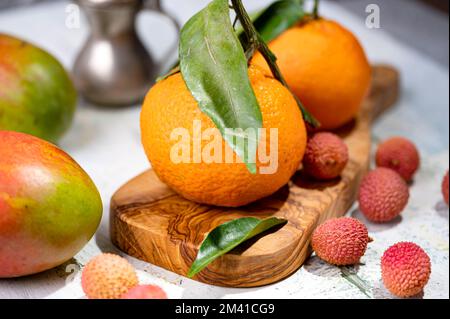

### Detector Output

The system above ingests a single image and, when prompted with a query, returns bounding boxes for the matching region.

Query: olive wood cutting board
[110,65,399,288]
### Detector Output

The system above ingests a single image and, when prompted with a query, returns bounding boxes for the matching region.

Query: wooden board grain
[110,65,399,288]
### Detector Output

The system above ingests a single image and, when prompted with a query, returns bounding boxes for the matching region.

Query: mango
[0,131,102,278]
[0,34,76,143]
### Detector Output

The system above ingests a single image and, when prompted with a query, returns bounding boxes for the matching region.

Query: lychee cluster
[81,253,167,299]
[357,137,419,223]
[311,217,371,265]
[303,132,349,180]
[308,135,438,298]
[311,217,432,297]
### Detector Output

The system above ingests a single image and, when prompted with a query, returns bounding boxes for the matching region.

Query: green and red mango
[0,131,102,278]
[0,34,76,143]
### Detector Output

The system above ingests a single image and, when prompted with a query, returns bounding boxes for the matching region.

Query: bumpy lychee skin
[358,168,409,223]
[121,285,168,299]
[311,217,371,266]
[82,253,139,299]
[376,137,420,182]
[442,171,449,205]
[381,242,431,298]
[303,132,349,180]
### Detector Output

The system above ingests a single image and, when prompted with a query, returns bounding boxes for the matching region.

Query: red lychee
[121,285,168,299]
[442,171,449,205]
[303,132,349,180]
[381,242,431,298]
[82,253,139,299]
[311,217,371,266]
[358,168,409,223]
[376,137,420,182]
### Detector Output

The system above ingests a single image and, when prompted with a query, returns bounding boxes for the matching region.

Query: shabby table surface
[0,0,448,299]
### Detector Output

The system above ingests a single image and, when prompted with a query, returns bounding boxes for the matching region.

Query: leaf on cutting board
[179,0,263,174]
[188,217,288,278]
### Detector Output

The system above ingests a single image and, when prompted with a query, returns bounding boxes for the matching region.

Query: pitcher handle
[143,0,180,61]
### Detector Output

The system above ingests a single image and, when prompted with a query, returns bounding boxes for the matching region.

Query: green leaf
[255,0,305,43]
[188,217,287,278]
[240,0,304,45]
[341,266,373,299]
[179,0,263,174]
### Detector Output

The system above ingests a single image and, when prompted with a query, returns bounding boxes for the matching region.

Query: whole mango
[0,34,76,143]
[0,131,102,278]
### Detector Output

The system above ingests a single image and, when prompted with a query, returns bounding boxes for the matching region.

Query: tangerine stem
[230,0,320,128]
[313,0,320,19]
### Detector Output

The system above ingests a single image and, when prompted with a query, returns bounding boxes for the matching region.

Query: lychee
[442,171,449,205]
[376,137,420,182]
[358,168,409,223]
[311,217,371,266]
[381,242,431,298]
[303,132,349,180]
[82,253,139,299]
[121,285,168,299]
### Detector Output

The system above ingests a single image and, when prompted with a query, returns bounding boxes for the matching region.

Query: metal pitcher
[73,0,179,106]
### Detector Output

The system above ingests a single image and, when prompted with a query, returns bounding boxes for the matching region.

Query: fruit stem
[230,0,320,128]
[313,0,320,19]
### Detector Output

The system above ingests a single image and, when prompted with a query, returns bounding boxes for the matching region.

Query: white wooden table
[0,0,448,299]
